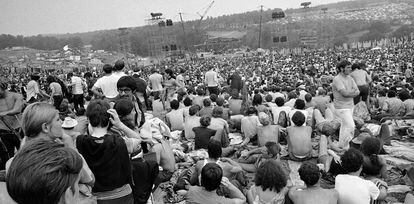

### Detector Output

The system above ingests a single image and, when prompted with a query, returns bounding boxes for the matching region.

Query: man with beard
[0,82,23,169]
[116,76,145,128]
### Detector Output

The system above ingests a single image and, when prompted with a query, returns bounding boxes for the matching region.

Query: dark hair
[114,60,125,71]
[294,99,305,110]
[247,106,258,115]
[84,72,92,78]
[117,76,137,92]
[209,94,218,103]
[265,94,273,102]
[216,97,225,106]
[275,97,285,107]
[7,139,82,204]
[292,111,305,126]
[197,88,205,96]
[253,94,263,106]
[200,116,211,127]
[76,107,86,116]
[207,140,222,160]
[337,60,351,72]
[265,141,280,157]
[378,89,387,97]
[351,63,360,71]
[165,68,175,79]
[203,98,211,107]
[341,148,364,174]
[298,162,320,186]
[86,100,110,127]
[170,99,180,110]
[304,93,312,103]
[361,137,383,176]
[183,97,192,106]
[399,90,411,101]
[46,75,55,84]
[387,90,396,98]
[114,99,134,117]
[255,160,287,193]
[201,163,223,191]
[189,105,199,116]
[287,91,297,100]
[103,64,113,74]
[212,106,223,118]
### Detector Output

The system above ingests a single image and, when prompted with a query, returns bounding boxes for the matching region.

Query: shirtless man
[289,162,338,204]
[0,82,23,167]
[287,111,312,161]
[152,138,176,188]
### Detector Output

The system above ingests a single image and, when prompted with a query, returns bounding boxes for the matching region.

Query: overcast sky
[0,0,345,36]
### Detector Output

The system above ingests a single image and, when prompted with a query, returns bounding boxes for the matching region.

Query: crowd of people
[0,39,414,204]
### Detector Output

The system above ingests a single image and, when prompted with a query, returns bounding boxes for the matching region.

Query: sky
[0,0,345,36]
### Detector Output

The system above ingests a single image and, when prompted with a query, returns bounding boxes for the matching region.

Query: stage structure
[146,13,179,58]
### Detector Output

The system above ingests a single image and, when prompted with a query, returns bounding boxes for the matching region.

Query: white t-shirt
[205,70,218,87]
[335,174,379,204]
[26,80,39,102]
[93,75,119,98]
[71,76,84,95]
[148,73,164,92]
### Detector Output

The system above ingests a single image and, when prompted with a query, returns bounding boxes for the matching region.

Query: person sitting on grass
[237,141,281,173]
[193,116,223,150]
[185,163,246,204]
[247,159,288,204]
[335,148,380,204]
[165,99,185,131]
[287,111,312,161]
[257,112,280,147]
[289,162,339,204]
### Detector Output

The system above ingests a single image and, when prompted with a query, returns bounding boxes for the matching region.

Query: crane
[196,1,214,32]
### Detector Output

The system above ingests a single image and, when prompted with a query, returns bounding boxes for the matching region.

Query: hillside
[2,0,414,56]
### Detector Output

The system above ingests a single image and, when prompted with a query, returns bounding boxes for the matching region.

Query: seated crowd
[0,57,413,204]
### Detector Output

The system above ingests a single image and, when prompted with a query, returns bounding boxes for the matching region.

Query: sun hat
[61,117,78,129]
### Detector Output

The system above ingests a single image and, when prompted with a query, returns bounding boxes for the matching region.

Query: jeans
[73,94,84,111]
[335,108,354,149]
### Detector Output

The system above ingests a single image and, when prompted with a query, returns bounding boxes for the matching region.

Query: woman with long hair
[247,159,288,204]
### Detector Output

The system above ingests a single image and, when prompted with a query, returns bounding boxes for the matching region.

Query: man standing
[131,66,149,111]
[176,68,186,93]
[0,82,23,168]
[332,60,360,150]
[67,72,86,111]
[227,68,243,95]
[92,64,119,101]
[148,67,164,96]
[205,66,219,95]
[112,59,127,81]
[350,61,372,105]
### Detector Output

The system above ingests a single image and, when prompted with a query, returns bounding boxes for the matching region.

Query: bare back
[153,140,176,172]
[290,188,338,204]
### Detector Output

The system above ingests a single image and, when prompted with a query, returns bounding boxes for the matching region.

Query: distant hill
[2,0,414,56]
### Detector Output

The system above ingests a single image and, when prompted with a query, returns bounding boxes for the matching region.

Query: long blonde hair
[21,102,57,138]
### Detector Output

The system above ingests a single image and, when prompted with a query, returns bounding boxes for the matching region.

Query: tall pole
[258,5,263,48]
[179,12,189,51]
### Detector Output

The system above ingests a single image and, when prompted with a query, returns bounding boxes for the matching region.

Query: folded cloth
[140,118,171,144]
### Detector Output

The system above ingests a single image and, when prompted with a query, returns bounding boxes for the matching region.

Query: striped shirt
[71,76,84,95]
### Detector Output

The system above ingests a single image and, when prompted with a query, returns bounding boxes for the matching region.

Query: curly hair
[341,148,364,174]
[298,162,320,186]
[255,160,287,193]
[252,94,263,106]
[361,137,383,176]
